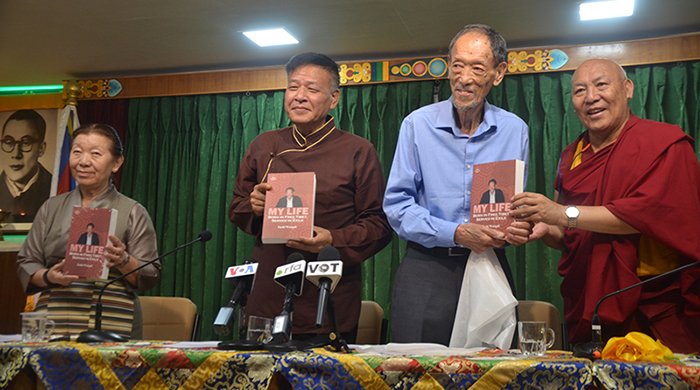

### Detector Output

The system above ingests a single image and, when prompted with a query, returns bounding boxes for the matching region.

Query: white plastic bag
[448,248,517,349]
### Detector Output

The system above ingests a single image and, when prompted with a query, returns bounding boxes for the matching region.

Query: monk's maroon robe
[556,114,700,352]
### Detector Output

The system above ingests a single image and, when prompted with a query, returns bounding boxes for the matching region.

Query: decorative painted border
[75,49,565,95]
[76,79,123,99]
[64,34,700,100]
[338,49,568,85]
[340,57,449,85]
[508,49,569,73]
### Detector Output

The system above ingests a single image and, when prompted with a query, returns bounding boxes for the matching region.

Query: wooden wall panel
[5,33,698,104]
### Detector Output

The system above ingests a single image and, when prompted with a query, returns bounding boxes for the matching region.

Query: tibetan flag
[51,105,79,196]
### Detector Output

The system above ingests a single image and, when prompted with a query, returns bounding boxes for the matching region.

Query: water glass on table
[21,312,55,342]
[518,321,555,356]
[247,315,273,343]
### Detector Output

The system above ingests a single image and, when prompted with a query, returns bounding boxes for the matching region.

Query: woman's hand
[105,234,140,286]
[105,234,129,269]
[46,260,80,287]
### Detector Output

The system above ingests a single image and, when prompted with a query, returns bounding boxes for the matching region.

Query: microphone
[213,258,258,336]
[306,246,343,328]
[269,253,306,344]
[573,259,700,359]
[77,230,212,343]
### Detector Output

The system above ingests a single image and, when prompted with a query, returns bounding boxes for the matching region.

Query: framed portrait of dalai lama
[0,109,58,226]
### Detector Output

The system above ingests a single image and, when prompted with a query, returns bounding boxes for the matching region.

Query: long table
[1,341,699,389]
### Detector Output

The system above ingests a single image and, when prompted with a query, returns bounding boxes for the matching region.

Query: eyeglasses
[1,136,39,153]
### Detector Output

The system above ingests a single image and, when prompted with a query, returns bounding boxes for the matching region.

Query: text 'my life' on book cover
[470,160,525,234]
[262,172,316,244]
[63,206,118,279]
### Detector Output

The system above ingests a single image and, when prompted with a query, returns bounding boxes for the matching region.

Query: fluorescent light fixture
[580,0,634,20]
[243,28,299,47]
[0,85,63,96]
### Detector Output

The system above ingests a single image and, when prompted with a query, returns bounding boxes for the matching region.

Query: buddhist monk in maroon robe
[510,59,700,354]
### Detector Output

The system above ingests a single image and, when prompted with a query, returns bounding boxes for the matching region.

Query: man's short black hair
[87,223,95,229]
[3,110,47,142]
[488,179,497,185]
[286,187,295,192]
[285,52,340,91]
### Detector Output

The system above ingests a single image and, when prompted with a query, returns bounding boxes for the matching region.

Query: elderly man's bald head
[573,59,628,87]
[571,58,634,143]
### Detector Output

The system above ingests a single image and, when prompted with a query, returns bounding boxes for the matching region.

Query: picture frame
[0,109,59,228]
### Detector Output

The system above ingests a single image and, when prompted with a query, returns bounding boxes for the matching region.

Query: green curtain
[121,60,700,342]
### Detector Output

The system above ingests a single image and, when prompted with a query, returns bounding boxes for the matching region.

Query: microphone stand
[299,294,350,353]
[217,289,265,351]
[573,260,700,359]
[324,295,350,353]
[237,294,248,341]
[264,282,313,352]
[264,284,308,352]
[77,232,210,343]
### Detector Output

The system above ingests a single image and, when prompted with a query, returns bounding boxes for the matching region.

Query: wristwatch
[565,206,580,230]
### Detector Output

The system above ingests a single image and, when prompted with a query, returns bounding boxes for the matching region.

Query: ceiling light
[243,28,299,47]
[580,0,634,21]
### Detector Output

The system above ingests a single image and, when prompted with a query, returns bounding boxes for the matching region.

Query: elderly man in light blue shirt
[383,24,532,345]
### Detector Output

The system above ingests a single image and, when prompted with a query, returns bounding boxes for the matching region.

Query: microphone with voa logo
[306,246,343,328]
[77,230,213,343]
[573,259,700,359]
[269,253,306,344]
[213,258,258,337]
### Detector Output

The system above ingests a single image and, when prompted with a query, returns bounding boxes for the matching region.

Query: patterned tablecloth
[1,341,699,390]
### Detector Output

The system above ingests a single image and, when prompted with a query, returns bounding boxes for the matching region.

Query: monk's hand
[510,192,566,226]
[251,183,271,217]
[505,220,535,246]
[287,226,332,253]
[529,222,552,241]
[105,234,128,269]
[454,223,506,254]
[49,260,80,286]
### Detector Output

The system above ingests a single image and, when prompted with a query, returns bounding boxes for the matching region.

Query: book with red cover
[262,172,316,244]
[63,206,118,279]
[470,159,525,233]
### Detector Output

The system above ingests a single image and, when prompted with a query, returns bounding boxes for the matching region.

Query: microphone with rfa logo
[306,247,343,328]
[270,253,306,344]
[213,259,258,337]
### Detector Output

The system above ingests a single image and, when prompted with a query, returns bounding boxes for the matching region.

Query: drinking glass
[518,321,555,356]
[20,312,55,342]
[247,315,273,343]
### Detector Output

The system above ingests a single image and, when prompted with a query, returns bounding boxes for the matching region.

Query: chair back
[356,300,386,345]
[140,296,199,341]
[516,300,564,350]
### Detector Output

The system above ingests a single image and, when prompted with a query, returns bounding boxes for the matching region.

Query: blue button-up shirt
[383,98,529,248]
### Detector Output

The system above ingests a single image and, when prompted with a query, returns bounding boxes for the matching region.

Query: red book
[470,160,525,233]
[262,172,316,244]
[63,206,118,279]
